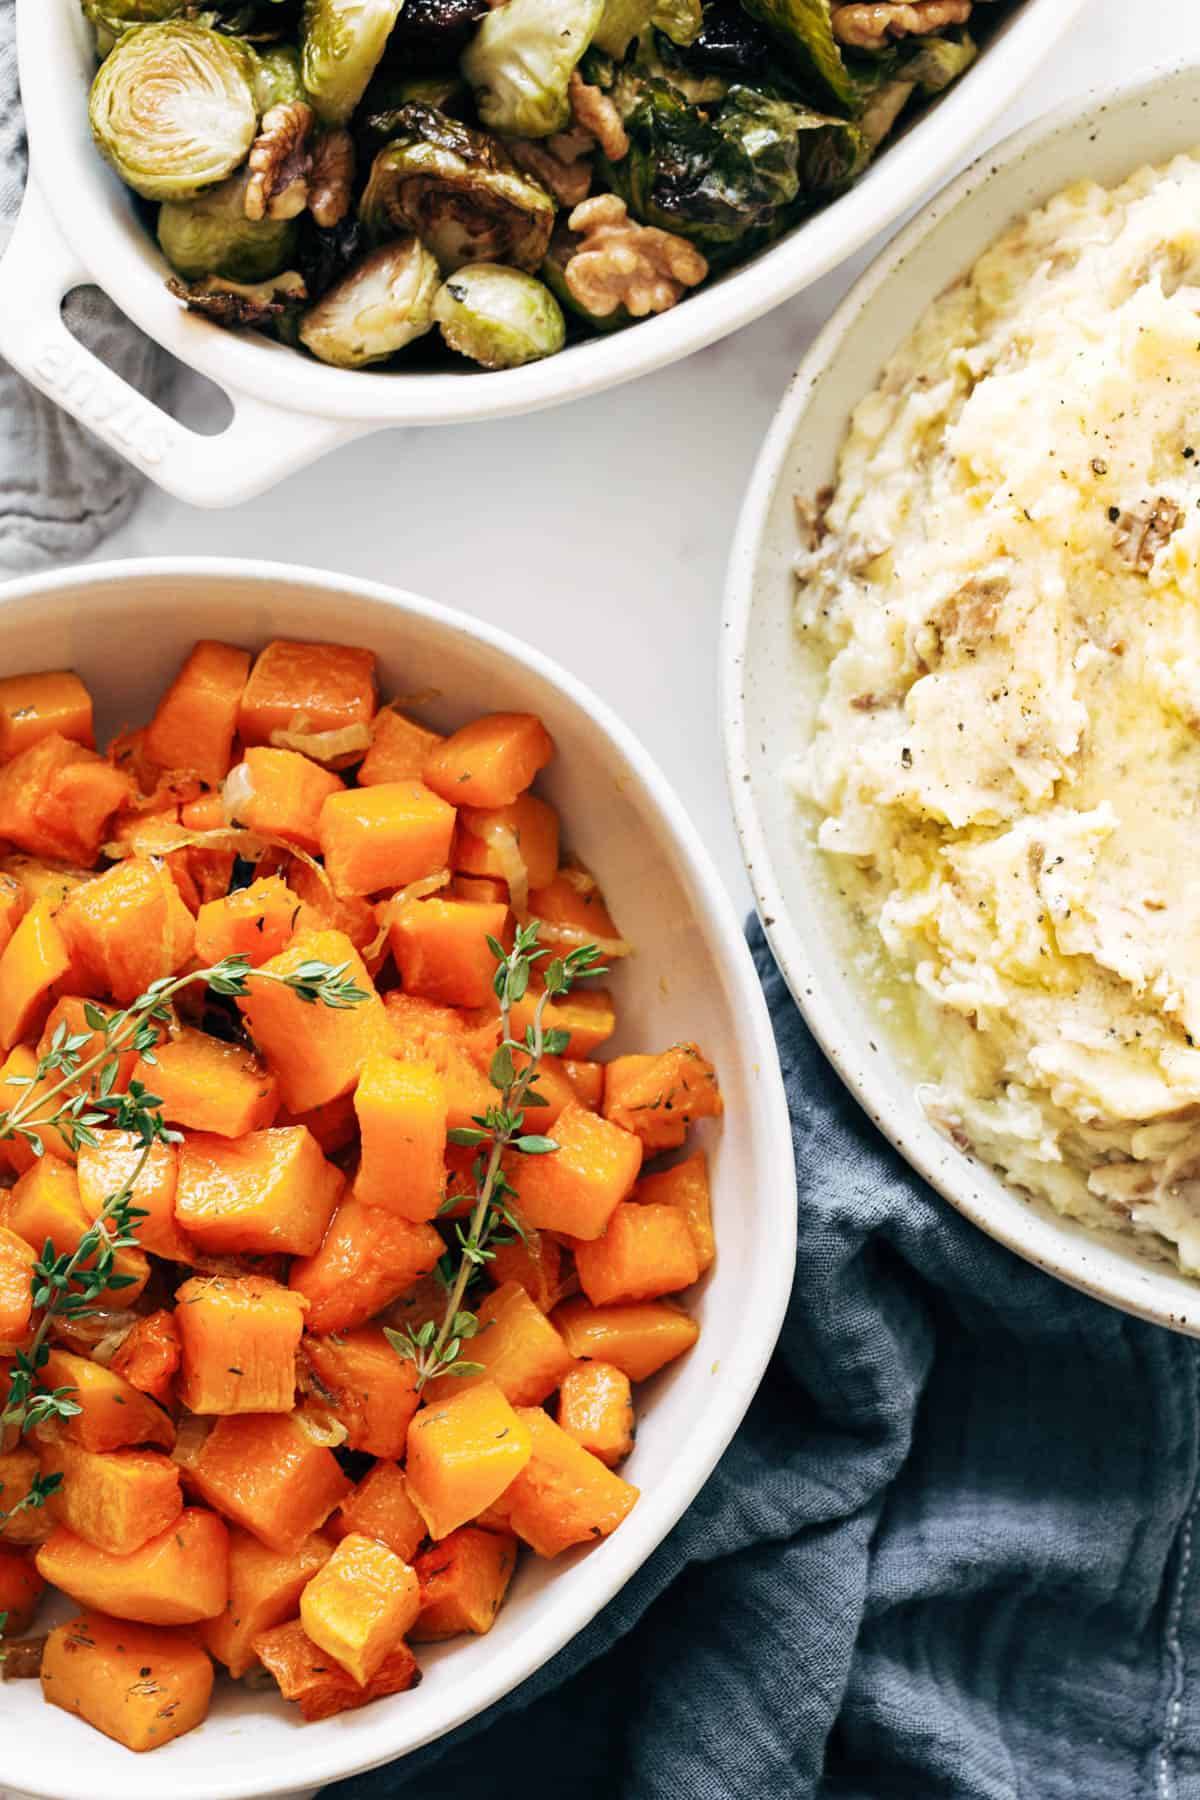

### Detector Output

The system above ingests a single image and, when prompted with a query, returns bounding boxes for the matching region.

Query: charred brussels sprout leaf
[89,21,260,202]
[658,1,775,84]
[381,0,490,76]
[167,268,307,328]
[433,263,565,367]
[361,105,556,272]
[461,0,605,139]
[735,0,856,109]
[299,237,440,364]
[158,169,300,280]
[301,0,406,125]
[896,28,977,92]
[606,80,863,259]
[295,212,369,299]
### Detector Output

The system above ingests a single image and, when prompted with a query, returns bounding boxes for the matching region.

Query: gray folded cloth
[0,2,171,570]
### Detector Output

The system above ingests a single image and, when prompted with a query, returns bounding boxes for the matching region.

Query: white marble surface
[95,0,1187,926]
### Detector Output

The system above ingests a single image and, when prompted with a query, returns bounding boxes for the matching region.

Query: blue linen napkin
[325,916,1200,1800]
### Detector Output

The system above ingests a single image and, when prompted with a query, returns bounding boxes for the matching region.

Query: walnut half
[309,128,356,229]
[508,136,592,209]
[245,101,314,223]
[832,0,972,51]
[567,70,629,163]
[565,195,707,319]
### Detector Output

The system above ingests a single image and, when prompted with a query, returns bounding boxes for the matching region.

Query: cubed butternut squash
[175,1275,307,1415]
[36,1508,229,1625]
[0,735,132,864]
[174,1126,342,1257]
[41,1610,214,1751]
[77,1133,191,1263]
[290,1196,444,1335]
[411,1524,518,1641]
[0,1544,45,1633]
[37,997,137,1099]
[227,748,344,854]
[574,1202,700,1306]
[424,713,553,809]
[109,1311,181,1407]
[0,671,94,763]
[426,1282,571,1408]
[0,1045,79,1174]
[143,640,251,787]
[0,1224,35,1350]
[57,858,196,1006]
[387,896,512,1009]
[405,1379,533,1541]
[1,1446,54,1546]
[505,1407,639,1557]
[564,1058,606,1110]
[487,1226,565,1314]
[38,1439,182,1555]
[471,985,617,1060]
[551,1297,700,1383]
[633,1150,715,1274]
[302,1328,420,1459]
[353,1052,446,1221]
[603,1044,723,1152]
[282,857,379,955]
[0,895,71,1051]
[455,794,560,892]
[299,1531,419,1685]
[385,993,495,1134]
[8,1158,149,1304]
[238,640,377,751]
[319,780,456,899]
[253,1615,419,1721]
[188,1413,351,1555]
[236,928,388,1112]
[556,1362,635,1467]
[528,866,622,944]
[510,1102,642,1241]
[131,1027,279,1139]
[193,875,303,967]
[330,1461,424,1563]
[280,1089,359,1156]
[359,709,444,786]
[37,1348,174,1454]
[450,874,508,905]
[202,1527,333,1678]
[0,869,28,961]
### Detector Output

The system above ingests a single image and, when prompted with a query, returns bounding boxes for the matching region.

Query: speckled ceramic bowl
[723,63,1200,1335]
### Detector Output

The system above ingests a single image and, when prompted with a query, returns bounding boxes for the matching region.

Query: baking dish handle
[0,176,364,509]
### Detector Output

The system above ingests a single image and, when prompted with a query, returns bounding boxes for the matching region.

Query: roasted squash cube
[503,1408,638,1557]
[331,1461,425,1563]
[0,1543,45,1634]
[426,1281,572,1408]
[556,1361,635,1467]
[109,1311,181,1407]
[0,1446,53,1545]
[0,734,132,864]
[634,1150,715,1274]
[253,1616,419,1721]
[551,1297,699,1383]
[353,1051,446,1221]
[487,1226,564,1314]
[237,927,388,1112]
[387,895,512,1008]
[302,1327,420,1459]
[603,1043,723,1152]
[423,713,553,809]
[77,1132,191,1264]
[0,895,71,1051]
[0,1225,35,1350]
[41,1610,214,1752]
[290,1196,444,1334]
[411,1524,517,1641]
[175,1274,307,1415]
[132,1026,279,1138]
[406,1379,533,1541]
[174,1126,343,1257]
[511,1102,642,1241]
[528,866,621,944]
[57,857,196,1005]
[0,670,93,763]
[300,1530,419,1685]
[319,780,456,898]
[36,1508,229,1625]
[359,708,444,786]
[505,984,616,1058]
[8,1158,149,1304]
[188,1413,351,1555]
[455,793,560,891]
[0,869,28,961]
[144,639,251,787]
[227,747,345,854]
[38,1440,182,1556]
[238,639,377,750]
[203,1526,333,1678]
[37,1348,175,1454]
[193,875,303,967]
[574,1201,700,1306]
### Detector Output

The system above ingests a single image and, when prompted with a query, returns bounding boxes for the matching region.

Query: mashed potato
[794,152,1200,1272]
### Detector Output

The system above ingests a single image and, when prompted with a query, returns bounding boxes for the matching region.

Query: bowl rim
[721,60,1200,1338]
[17,0,1087,428]
[0,555,797,1800]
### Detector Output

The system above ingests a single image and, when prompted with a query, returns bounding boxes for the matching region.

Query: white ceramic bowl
[0,0,1084,507]
[0,557,794,1800]
[723,63,1200,1337]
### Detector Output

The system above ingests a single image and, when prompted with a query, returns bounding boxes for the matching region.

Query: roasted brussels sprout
[300,0,406,125]
[167,268,307,328]
[157,170,299,281]
[736,0,857,108]
[433,263,565,367]
[361,105,556,272]
[89,21,260,201]
[898,29,977,92]
[607,79,864,260]
[254,42,306,108]
[461,0,605,138]
[298,237,441,364]
[82,0,190,32]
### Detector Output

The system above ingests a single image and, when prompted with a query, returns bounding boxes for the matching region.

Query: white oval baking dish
[0,556,795,1799]
[723,62,1200,1336]
[0,0,1083,506]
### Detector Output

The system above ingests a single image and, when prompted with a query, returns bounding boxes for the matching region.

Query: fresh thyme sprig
[387,924,606,1390]
[0,952,368,1536]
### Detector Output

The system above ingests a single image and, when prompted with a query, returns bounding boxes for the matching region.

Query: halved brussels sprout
[83,0,190,32]
[360,105,555,273]
[461,0,605,138]
[433,263,565,368]
[254,42,306,109]
[158,170,299,282]
[735,0,856,108]
[300,0,406,125]
[298,237,440,365]
[89,21,260,202]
